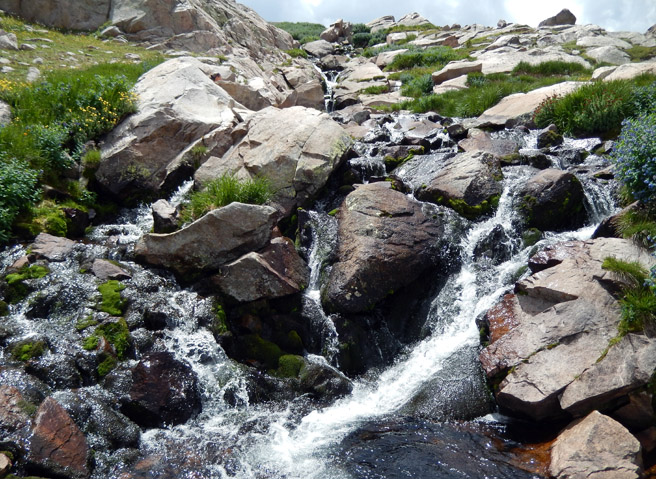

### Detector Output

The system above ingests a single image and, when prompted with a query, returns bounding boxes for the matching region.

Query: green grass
[361,84,390,95]
[273,21,325,44]
[181,174,272,224]
[626,46,656,62]
[512,60,591,77]
[602,257,649,288]
[384,46,468,71]
[615,207,656,248]
[534,75,656,137]
[285,48,308,59]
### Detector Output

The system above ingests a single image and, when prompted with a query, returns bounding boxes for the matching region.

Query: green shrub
[285,48,308,59]
[180,174,272,223]
[632,81,656,117]
[97,280,127,316]
[385,46,465,71]
[534,80,635,137]
[273,22,325,44]
[615,207,656,247]
[0,160,40,243]
[512,60,590,77]
[401,73,434,98]
[352,32,372,48]
[361,84,390,95]
[352,23,371,34]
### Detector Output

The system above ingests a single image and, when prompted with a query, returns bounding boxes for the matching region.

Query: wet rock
[472,224,514,264]
[210,236,309,303]
[518,169,587,231]
[96,57,241,202]
[135,203,277,278]
[536,124,563,149]
[91,259,131,281]
[62,207,89,238]
[27,397,90,479]
[458,129,519,158]
[0,385,32,434]
[54,389,140,450]
[151,199,178,234]
[516,149,551,168]
[195,106,353,216]
[415,151,503,219]
[299,358,353,400]
[25,355,82,390]
[31,233,76,262]
[0,367,50,405]
[322,182,447,313]
[0,452,10,477]
[538,9,576,27]
[446,123,468,141]
[120,352,201,428]
[549,411,642,479]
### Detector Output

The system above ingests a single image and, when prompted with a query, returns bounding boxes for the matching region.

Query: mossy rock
[11,340,47,362]
[275,354,305,378]
[522,228,542,247]
[436,194,500,220]
[242,334,283,370]
[97,355,118,377]
[97,280,127,316]
[83,318,131,360]
[3,265,50,304]
[0,300,8,317]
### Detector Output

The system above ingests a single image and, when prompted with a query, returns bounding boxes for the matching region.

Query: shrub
[285,48,308,59]
[512,60,590,77]
[273,22,325,44]
[385,46,464,71]
[180,174,272,223]
[352,32,372,48]
[534,80,633,137]
[352,23,371,34]
[612,112,656,202]
[632,81,656,116]
[401,73,434,98]
[0,160,40,242]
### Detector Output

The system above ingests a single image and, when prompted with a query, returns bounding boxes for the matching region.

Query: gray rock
[550,411,642,479]
[209,236,309,302]
[31,233,76,261]
[151,199,178,234]
[0,31,18,50]
[408,150,502,219]
[602,61,656,81]
[538,9,577,28]
[458,129,519,158]
[320,19,352,43]
[536,124,563,149]
[322,182,446,313]
[194,106,352,216]
[586,45,631,65]
[432,61,482,85]
[91,259,131,281]
[0,100,11,125]
[397,12,431,27]
[96,57,242,201]
[366,15,396,33]
[26,66,40,82]
[135,203,277,278]
[303,39,334,57]
[577,35,632,49]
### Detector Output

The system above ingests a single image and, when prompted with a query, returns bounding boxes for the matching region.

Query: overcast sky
[237,0,656,33]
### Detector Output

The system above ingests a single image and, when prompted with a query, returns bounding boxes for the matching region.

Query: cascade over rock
[194,106,353,216]
[322,182,447,313]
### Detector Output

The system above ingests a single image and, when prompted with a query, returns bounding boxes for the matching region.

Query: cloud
[237,0,654,32]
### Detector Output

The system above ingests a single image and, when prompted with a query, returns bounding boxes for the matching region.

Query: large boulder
[119,352,201,428]
[194,106,353,216]
[550,411,642,479]
[209,236,309,303]
[135,203,277,278]
[518,169,587,231]
[586,46,631,65]
[414,151,503,219]
[473,82,583,128]
[27,397,90,479]
[320,19,352,43]
[458,129,519,158]
[396,12,432,27]
[538,9,577,28]
[97,57,242,201]
[432,61,482,85]
[480,238,655,422]
[303,39,335,57]
[321,182,446,313]
[366,15,396,33]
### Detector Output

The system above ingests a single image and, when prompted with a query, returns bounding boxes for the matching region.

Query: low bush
[401,73,434,98]
[385,46,466,71]
[352,23,371,34]
[273,22,325,44]
[612,112,656,202]
[180,174,272,223]
[352,32,372,48]
[512,60,591,77]
[285,48,308,59]
[0,160,40,242]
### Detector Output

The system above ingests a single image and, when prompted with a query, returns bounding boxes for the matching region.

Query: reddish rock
[28,397,90,479]
[484,294,520,343]
[31,233,76,262]
[0,385,31,433]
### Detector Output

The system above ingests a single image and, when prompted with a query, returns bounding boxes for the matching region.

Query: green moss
[0,450,14,462]
[75,316,98,331]
[285,48,308,59]
[243,334,283,370]
[4,265,50,304]
[435,194,500,220]
[328,208,339,216]
[522,228,542,247]
[0,300,8,316]
[11,340,46,361]
[97,280,127,316]
[211,302,229,336]
[16,399,37,416]
[286,330,304,351]
[83,318,131,360]
[275,354,305,378]
[97,355,117,377]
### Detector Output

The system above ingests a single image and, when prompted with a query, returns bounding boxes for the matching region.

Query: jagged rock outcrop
[194,106,353,216]
[320,19,352,43]
[97,57,242,201]
[480,238,655,422]
[538,9,577,28]
[367,15,396,33]
[322,182,447,313]
[549,411,642,479]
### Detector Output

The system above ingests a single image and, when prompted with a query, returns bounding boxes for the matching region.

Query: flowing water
[0,119,618,479]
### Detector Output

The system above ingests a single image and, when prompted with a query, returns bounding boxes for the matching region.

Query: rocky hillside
[0,3,656,479]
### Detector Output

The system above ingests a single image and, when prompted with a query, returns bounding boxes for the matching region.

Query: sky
[237,0,656,33]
